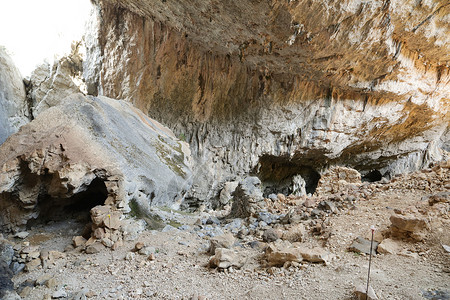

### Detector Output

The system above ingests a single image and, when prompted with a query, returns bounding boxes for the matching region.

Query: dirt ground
[8,165,450,300]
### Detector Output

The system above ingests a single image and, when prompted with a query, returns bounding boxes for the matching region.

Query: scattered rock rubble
[0,162,448,299]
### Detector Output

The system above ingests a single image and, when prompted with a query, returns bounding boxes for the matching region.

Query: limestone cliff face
[0,47,30,145]
[86,0,450,203]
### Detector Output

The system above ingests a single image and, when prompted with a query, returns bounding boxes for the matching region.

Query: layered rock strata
[85,0,450,203]
[0,93,192,232]
[0,47,30,145]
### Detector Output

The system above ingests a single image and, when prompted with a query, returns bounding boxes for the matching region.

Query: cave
[26,177,108,229]
[255,155,321,197]
[362,169,383,182]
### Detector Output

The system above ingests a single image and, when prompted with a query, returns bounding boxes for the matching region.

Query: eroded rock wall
[0,47,30,145]
[86,0,450,203]
[0,94,192,232]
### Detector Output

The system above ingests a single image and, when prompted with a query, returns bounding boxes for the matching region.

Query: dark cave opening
[255,155,321,197]
[362,169,383,182]
[27,177,108,229]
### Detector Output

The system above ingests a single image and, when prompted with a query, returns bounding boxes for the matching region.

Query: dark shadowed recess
[27,178,107,228]
[255,154,322,197]
[362,169,383,182]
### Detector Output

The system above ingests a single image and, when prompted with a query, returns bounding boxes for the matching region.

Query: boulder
[389,213,428,241]
[228,177,265,218]
[0,46,30,145]
[0,240,14,266]
[0,94,192,232]
[219,181,239,205]
[265,241,303,267]
[209,248,244,269]
[262,229,281,243]
[295,245,335,265]
[377,238,401,255]
[208,233,235,254]
[72,236,87,248]
[85,242,104,254]
[349,237,379,256]
[292,175,307,197]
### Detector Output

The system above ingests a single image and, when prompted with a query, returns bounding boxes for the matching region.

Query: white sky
[0,0,92,77]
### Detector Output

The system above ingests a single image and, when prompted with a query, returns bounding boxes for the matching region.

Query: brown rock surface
[389,213,429,241]
[265,241,304,267]
[84,0,450,202]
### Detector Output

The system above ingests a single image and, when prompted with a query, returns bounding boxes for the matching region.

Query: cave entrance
[255,155,321,197]
[27,177,108,231]
[362,169,383,182]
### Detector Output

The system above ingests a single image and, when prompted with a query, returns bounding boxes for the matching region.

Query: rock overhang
[0,93,193,232]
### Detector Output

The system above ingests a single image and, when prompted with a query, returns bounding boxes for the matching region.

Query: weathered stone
[0,241,14,266]
[10,262,25,274]
[292,175,307,197]
[19,286,33,298]
[365,231,385,244]
[354,284,378,300]
[349,237,379,256]
[0,94,192,232]
[0,261,15,299]
[14,232,29,239]
[85,242,104,254]
[36,274,53,286]
[0,47,29,146]
[121,219,146,241]
[262,229,281,243]
[265,241,303,267]
[93,228,106,239]
[428,192,450,206]
[377,238,401,255]
[28,251,40,260]
[101,238,114,248]
[295,245,335,265]
[21,246,39,255]
[316,167,361,195]
[209,233,235,254]
[29,50,83,118]
[52,288,68,299]
[134,242,145,251]
[209,248,244,269]
[85,237,96,248]
[389,214,428,241]
[303,198,317,208]
[282,223,306,242]
[88,0,450,206]
[47,251,66,262]
[90,206,112,227]
[219,181,239,205]
[112,240,123,250]
[229,177,264,218]
[25,258,41,271]
[139,246,156,256]
[73,236,87,248]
